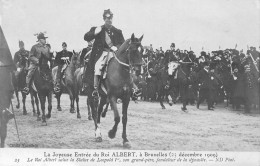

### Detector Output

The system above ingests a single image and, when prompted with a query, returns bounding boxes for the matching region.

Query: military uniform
[84,9,124,92]
[54,49,73,85]
[13,48,29,69]
[23,33,50,94]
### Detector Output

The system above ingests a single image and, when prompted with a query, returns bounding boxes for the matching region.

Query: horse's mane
[117,39,130,56]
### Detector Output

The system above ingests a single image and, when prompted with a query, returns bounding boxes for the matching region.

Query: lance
[235,44,237,49]
[248,53,259,72]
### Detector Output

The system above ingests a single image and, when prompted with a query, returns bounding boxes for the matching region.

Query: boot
[92,75,100,97]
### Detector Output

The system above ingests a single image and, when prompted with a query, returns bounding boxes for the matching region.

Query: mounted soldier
[13,41,29,91]
[84,9,140,97]
[54,42,73,93]
[13,41,29,72]
[81,41,93,91]
[23,32,51,95]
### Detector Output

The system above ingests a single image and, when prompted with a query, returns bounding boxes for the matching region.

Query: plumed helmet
[103,9,113,19]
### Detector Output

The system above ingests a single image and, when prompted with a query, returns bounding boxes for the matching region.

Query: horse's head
[72,50,81,67]
[126,33,144,76]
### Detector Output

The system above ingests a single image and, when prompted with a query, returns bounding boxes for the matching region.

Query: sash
[105,31,113,48]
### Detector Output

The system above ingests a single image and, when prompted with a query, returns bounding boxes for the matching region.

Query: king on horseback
[83,9,140,97]
[23,32,51,95]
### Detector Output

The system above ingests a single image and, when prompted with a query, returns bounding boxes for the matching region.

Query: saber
[10,101,21,145]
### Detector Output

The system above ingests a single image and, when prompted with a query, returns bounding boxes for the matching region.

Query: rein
[113,41,142,73]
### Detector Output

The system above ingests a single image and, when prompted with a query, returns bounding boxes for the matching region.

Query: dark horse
[0,66,15,148]
[12,55,40,116]
[52,51,81,118]
[85,34,143,147]
[173,62,193,111]
[152,62,171,109]
[33,54,53,124]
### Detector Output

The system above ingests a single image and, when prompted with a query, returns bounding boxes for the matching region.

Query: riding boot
[92,75,100,97]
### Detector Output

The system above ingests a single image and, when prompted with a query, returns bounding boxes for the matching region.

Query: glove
[94,26,102,35]
[111,46,118,52]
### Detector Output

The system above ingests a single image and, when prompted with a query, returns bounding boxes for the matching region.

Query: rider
[54,42,73,93]
[83,9,124,96]
[23,32,50,95]
[81,41,93,92]
[13,41,29,70]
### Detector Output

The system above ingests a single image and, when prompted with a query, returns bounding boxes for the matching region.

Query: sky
[0,0,260,56]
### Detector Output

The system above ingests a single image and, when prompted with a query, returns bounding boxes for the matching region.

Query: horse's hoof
[95,137,102,142]
[16,104,20,109]
[123,141,131,149]
[77,114,81,119]
[108,130,116,139]
[162,106,166,109]
[42,121,47,126]
[70,108,75,113]
[46,114,51,119]
[57,107,62,111]
[181,107,188,112]
[23,111,27,115]
[169,103,173,106]
[88,116,92,120]
[101,111,106,118]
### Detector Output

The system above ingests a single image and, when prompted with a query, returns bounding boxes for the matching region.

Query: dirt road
[6,94,260,151]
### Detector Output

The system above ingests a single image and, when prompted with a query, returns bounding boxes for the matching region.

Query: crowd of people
[133,43,259,112]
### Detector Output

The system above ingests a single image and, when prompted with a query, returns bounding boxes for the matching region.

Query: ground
[5,93,260,151]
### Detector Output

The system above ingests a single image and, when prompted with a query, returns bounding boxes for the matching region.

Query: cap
[103,9,113,19]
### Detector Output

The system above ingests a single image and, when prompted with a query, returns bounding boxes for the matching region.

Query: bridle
[113,40,143,74]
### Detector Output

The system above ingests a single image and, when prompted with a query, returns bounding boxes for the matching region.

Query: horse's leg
[93,95,106,141]
[101,102,109,118]
[159,87,166,109]
[86,97,92,120]
[46,92,52,119]
[88,95,101,142]
[108,96,120,139]
[34,92,41,121]
[122,94,131,148]
[75,93,81,119]
[0,120,7,148]
[30,92,36,116]
[39,94,47,125]
[22,93,27,115]
[68,89,75,113]
[56,92,62,111]
[15,90,20,109]
[97,96,106,122]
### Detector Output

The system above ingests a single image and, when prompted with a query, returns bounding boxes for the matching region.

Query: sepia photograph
[0,0,259,165]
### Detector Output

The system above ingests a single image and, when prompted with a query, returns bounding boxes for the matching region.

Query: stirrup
[22,87,29,95]
[92,89,99,98]
[54,86,61,93]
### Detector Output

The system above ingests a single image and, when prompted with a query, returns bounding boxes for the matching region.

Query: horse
[172,61,194,111]
[12,55,40,116]
[152,61,172,109]
[33,53,53,124]
[0,66,15,148]
[74,67,92,120]
[52,51,81,118]
[84,33,143,147]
